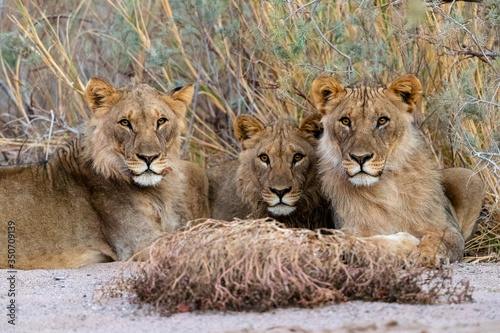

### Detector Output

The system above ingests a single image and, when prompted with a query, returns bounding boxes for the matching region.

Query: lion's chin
[267,204,296,216]
[133,172,163,186]
[348,173,379,187]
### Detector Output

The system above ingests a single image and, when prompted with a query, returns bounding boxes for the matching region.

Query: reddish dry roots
[102,219,471,314]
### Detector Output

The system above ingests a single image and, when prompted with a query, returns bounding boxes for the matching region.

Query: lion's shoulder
[207,160,251,221]
[180,160,210,220]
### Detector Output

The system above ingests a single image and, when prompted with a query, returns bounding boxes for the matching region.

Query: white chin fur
[268,205,296,216]
[133,173,163,186]
[349,173,379,186]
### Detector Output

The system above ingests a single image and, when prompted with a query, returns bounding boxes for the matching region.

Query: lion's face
[312,75,422,186]
[84,78,193,186]
[234,115,322,216]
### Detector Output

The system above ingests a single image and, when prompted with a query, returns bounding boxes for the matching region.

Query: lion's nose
[270,187,292,200]
[137,154,159,166]
[350,153,373,166]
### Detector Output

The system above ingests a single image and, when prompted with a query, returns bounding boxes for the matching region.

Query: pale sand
[1,262,499,333]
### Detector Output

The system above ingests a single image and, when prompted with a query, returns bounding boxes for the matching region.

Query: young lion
[311,74,485,264]
[207,115,333,229]
[0,78,209,270]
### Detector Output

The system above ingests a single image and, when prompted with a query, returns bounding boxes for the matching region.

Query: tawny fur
[0,78,209,270]
[207,115,333,229]
[311,75,485,264]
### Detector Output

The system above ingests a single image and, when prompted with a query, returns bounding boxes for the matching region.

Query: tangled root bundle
[102,219,471,314]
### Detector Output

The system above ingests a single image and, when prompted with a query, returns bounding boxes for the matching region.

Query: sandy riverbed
[1,262,499,333]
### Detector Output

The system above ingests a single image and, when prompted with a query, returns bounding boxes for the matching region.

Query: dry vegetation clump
[100,219,472,314]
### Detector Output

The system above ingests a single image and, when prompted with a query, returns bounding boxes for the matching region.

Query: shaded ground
[0,263,499,333]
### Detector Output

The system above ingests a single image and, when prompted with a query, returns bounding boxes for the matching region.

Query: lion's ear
[234,115,264,143]
[387,75,422,113]
[85,77,121,113]
[171,85,194,107]
[311,75,345,114]
[161,85,194,126]
[299,113,323,140]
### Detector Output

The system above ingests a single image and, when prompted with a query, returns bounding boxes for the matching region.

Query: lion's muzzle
[343,152,384,186]
[264,187,299,216]
[127,154,170,186]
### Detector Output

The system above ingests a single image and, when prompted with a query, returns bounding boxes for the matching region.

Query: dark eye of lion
[293,153,304,163]
[119,119,131,128]
[378,117,389,126]
[259,154,270,164]
[157,118,168,126]
[340,117,351,127]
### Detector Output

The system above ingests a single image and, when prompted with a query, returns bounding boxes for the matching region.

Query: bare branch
[438,0,482,3]
[433,6,493,65]
[447,48,499,63]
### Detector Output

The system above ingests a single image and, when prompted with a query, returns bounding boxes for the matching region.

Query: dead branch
[445,45,499,63]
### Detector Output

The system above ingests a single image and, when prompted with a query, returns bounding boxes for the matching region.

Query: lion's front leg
[92,190,166,262]
[362,232,420,258]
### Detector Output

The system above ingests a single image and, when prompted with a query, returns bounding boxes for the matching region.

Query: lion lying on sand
[311,74,485,265]
[0,78,209,270]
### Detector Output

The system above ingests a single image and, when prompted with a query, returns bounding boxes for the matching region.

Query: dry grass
[100,219,472,314]
[0,0,498,258]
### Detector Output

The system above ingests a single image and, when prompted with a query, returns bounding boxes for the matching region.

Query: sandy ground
[0,262,499,333]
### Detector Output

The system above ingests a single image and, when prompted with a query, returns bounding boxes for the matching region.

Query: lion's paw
[409,248,449,267]
[391,232,420,255]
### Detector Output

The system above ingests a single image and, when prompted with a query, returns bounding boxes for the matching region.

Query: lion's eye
[340,117,351,127]
[119,119,131,128]
[259,154,270,164]
[157,118,168,126]
[293,153,304,163]
[378,117,389,126]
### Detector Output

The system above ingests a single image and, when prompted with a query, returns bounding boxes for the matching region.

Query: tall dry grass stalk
[0,0,498,259]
